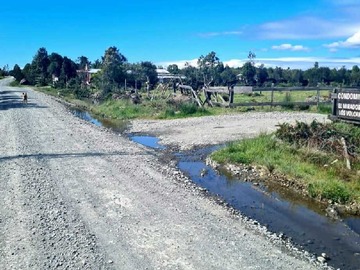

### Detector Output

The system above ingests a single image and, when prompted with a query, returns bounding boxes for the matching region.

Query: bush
[308,180,351,204]
[281,92,294,109]
[179,103,198,115]
[317,104,332,114]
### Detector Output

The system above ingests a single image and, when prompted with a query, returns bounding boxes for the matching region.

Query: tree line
[4,48,360,100]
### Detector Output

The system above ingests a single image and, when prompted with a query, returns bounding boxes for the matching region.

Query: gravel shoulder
[0,78,329,269]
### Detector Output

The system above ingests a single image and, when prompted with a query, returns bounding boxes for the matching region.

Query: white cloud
[257,16,360,39]
[272,44,309,51]
[324,31,360,50]
[198,31,242,38]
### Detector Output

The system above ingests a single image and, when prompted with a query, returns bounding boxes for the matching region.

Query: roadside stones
[317,253,329,264]
[200,168,207,177]
[325,205,339,220]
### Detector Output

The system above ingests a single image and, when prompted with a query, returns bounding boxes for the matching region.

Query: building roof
[156,68,185,79]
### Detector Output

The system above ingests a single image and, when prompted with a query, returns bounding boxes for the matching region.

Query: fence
[204,86,333,108]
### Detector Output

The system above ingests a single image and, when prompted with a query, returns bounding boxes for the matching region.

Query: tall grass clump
[281,92,294,110]
[317,103,332,114]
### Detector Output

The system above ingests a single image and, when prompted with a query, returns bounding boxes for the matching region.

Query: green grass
[211,133,360,204]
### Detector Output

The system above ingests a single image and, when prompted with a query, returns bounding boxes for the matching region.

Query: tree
[197,51,221,86]
[101,46,127,94]
[256,64,268,86]
[22,63,35,85]
[180,63,201,90]
[10,64,24,82]
[92,59,102,69]
[351,65,360,86]
[31,47,50,85]
[47,53,63,81]
[59,57,77,87]
[167,64,180,74]
[220,66,237,87]
[241,51,257,86]
[139,61,158,89]
[0,65,9,77]
[77,56,90,70]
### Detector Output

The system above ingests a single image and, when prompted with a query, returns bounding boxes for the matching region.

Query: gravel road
[0,78,330,270]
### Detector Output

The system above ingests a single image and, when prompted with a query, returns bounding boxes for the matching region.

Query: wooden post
[332,88,337,117]
[270,89,274,108]
[316,87,320,110]
[341,137,351,170]
[229,89,234,105]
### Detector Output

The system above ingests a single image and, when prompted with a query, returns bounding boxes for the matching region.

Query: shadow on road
[0,91,48,110]
[0,150,151,162]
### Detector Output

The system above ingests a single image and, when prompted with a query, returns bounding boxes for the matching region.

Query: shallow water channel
[71,108,360,270]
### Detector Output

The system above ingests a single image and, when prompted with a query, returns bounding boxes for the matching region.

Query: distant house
[156,68,185,82]
[77,64,101,85]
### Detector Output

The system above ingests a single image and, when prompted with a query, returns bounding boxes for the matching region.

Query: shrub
[179,103,198,115]
[308,180,351,204]
[281,92,294,109]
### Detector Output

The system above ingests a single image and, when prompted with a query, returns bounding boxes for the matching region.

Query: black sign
[334,89,360,123]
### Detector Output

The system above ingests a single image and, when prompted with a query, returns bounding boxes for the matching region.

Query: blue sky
[1,0,360,70]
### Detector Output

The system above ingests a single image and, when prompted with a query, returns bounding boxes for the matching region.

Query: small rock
[321,253,329,259]
[317,256,327,264]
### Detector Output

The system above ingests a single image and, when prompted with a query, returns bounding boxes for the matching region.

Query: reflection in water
[70,109,128,133]
[130,136,166,150]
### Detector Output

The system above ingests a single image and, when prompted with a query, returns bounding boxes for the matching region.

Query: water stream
[71,108,360,270]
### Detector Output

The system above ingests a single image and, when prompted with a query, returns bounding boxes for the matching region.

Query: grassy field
[34,85,334,120]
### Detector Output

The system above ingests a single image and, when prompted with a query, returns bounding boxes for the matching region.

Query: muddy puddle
[71,108,360,270]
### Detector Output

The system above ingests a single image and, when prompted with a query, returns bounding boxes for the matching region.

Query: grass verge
[211,133,360,206]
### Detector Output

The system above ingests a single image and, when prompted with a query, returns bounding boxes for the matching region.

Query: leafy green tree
[220,66,237,86]
[22,63,36,85]
[47,53,63,81]
[0,65,9,77]
[101,46,127,94]
[10,64,24,82]
[92,59,102,69]
[77,56,90,70]
[31,47,50,85]
[139,61,158,89]
[180,62,202,90]
[350,65,360,86]
[241,51,257,85]
[256,64,268,86]
[59,57,77,87]
[304,62,321,86]
[167,64,180,74]
[197,51,220,86]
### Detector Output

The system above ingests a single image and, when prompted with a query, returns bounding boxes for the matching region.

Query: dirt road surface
[0,78,329,269]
